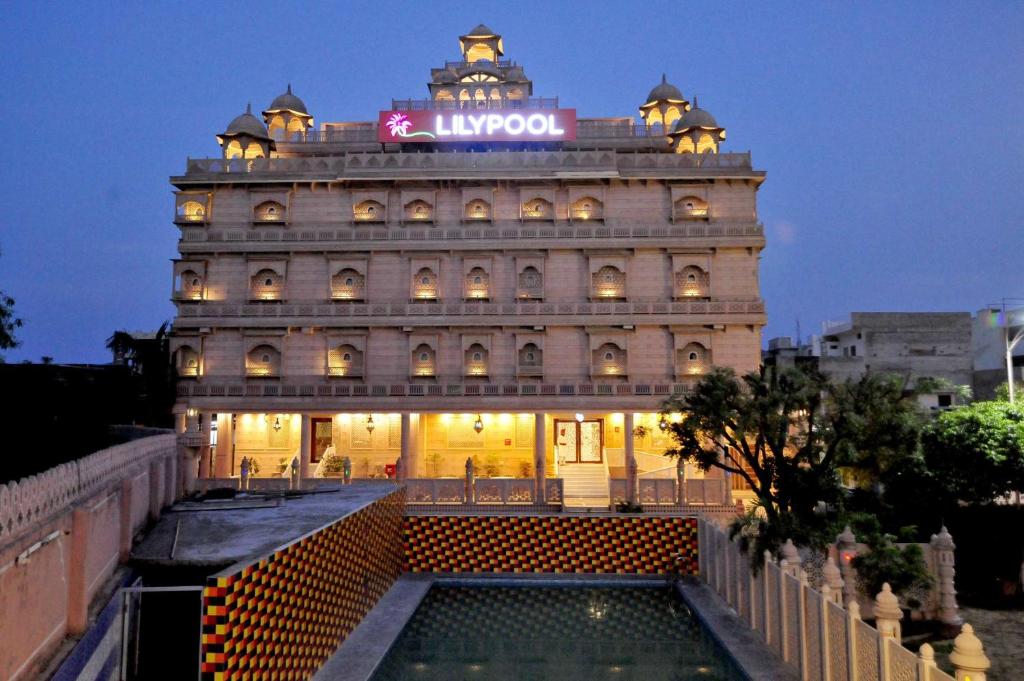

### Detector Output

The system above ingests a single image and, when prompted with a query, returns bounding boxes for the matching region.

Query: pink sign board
[378,109,577,143]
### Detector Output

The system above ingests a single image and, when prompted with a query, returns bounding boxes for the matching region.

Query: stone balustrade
[178,221,764,245]
[175,298,765,322]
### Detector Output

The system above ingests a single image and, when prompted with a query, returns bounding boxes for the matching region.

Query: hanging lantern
[658,415,669,431]
[366,414,375,434]
[273,416,282,432]
[473,414,484,433]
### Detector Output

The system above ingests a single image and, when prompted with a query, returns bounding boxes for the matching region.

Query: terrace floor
[131,482,394,568]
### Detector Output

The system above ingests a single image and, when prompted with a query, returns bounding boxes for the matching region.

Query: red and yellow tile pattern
[200,489,405,680]
[403,515,698,574]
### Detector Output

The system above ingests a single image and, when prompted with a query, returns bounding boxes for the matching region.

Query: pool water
[369,586,745,681]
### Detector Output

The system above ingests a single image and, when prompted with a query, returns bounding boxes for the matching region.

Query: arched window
[243,143,265,159]
[678,343,710,376]
[353,200,385,223]
[517,343,542,375]
[464,267,490,300]
[517,266,543,298]
[592,266,626,299]
[466,42,496,63]
[331,268,365,301]
[411,343,436,377]
[459,90,471,103]
[246,344,281,377]
[674,196,709,219]
[268,115,286,139]
[225,140,244,159]
[177,200,206,222]
[696,133,718,154]
[646,109,664,127]
[592,342,626,376]
[663,106,682,128]
[570,196,603,221]
[464,199,491,221]
[404,199,433,222]
[507,87,524,101]
[436,89,454,101]
[675,135,696,154]
[412,267,438,300]
[250,268,283,301]
[177,346,200,377]
[522,197,554,220]
[254,201,285,222]
[286,117,305,140]
[675,265,709,298]
[464,343,488,376]
[179,270,204,300]
[328,344,363,377]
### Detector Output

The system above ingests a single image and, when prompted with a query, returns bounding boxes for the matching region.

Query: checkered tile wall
[403,515,698,574]
[199,489,405,681]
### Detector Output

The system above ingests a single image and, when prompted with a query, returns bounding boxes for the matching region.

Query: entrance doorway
[554,419,603,464]
[311,417,333,463]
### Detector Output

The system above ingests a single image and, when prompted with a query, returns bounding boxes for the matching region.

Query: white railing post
[733,536,744,616]
[917,643,936,681]
[797,570,810,681]
[748,555,758,629]
[724,531,734,605]
[779,559,790,661]
[846,601,861,681]
[762,550,773,647]
[820,584,833,681]
[950,623,990,681]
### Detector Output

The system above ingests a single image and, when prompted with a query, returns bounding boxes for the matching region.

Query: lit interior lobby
[190,411,736,509]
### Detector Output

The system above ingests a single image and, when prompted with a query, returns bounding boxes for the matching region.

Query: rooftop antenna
[795,317,802,346]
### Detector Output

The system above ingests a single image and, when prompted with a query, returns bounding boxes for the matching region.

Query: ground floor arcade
[181,410,741,508]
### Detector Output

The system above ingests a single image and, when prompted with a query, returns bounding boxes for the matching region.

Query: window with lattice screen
[331,269,365,301]
[592,266,625,299]
[675,266,709,298]
[250,269,283,301]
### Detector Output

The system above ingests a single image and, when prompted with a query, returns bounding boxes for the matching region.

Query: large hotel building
[170,26,766,508]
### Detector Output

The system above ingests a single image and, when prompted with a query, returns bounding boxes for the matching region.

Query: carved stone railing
[178,221,764,244]
[176,380,691,400]
[0,434,177,544]
[404,477,563,509]
[609,477,729,507]
[176,299,765,320]
[180,150,754,179]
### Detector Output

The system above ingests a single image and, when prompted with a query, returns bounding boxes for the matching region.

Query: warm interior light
[366,415,375,434]
[473,414,484,433]
[273,416,282,432]
[575,413,584,423]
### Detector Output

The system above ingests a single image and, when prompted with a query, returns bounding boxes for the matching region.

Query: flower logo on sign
[385,112,436,140]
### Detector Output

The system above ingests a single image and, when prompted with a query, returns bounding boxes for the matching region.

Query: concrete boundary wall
[0,434,179,681]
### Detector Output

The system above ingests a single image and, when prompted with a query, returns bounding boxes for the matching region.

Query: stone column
[299,414,312,484]
[408,413,423,478]
[780,539,802,577]
[197,413,212,479]
[534,412,546,503]
[950,624,990,681]
[676,457,687,504]
[214,413,233,478]
[400,413,412,479]
[823,555,845,604]
[931,526,962,628]
[624,412,637,504]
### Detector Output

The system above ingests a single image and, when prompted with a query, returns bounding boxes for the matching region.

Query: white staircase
[559,463,610,510]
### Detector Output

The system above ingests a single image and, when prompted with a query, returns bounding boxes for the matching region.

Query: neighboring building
[971,306,1024,400]
[169,26,767,506]
[766,312,974,410]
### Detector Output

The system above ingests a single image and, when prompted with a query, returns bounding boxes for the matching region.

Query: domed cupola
[459,23,504,63]
[263,84,313,141]
[216,103,274,159]
[639,74,689,130]
[669,96,726,154]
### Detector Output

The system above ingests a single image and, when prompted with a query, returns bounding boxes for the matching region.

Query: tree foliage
[920,401,1024,506]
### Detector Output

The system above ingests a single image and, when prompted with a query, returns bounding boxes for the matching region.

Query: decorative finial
[246,101,252,114]
[693,94,699,109]
[287,83,292,94]
[661,73,667,84]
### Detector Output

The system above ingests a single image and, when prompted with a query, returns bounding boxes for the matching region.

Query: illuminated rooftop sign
[378,109,577,143]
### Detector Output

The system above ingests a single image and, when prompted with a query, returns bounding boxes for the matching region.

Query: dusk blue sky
[1,2,1021,363]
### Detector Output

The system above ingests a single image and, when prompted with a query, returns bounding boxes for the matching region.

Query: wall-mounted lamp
[574,412,584,423]
[273,416,282,432]
[366,414,375,434]
[473,414,484,433]
[658,415,669,432]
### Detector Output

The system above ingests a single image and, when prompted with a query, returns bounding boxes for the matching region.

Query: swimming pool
[369,585,745,681]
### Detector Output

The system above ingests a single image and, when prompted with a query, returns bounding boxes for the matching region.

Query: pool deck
[131,483,395,569]
[314,573,797,681]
